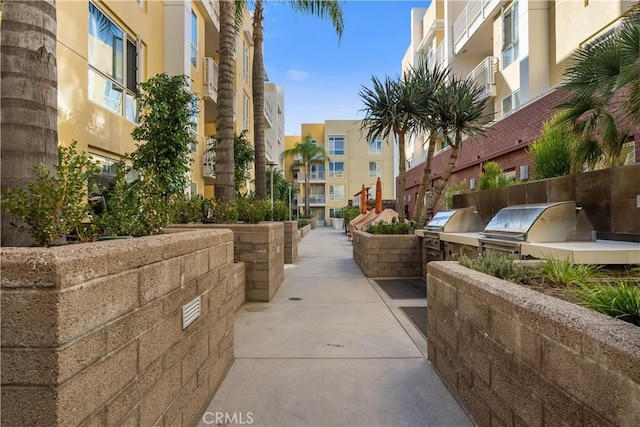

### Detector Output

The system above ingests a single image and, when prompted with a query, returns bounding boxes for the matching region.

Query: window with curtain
[329,185,345,201]
[329,136,345,155]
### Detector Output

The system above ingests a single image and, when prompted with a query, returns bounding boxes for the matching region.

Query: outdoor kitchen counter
[438,232,483,246]
[521,240,640,264]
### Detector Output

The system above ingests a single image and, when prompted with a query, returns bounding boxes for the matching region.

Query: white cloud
[286,69,309,81]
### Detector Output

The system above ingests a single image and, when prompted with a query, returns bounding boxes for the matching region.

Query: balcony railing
[453,0,501,53]
[467,56,497,100]
[297,171,326,182]
[203,137,216,184]
[427,42,447,71]
[201,0,220,31]
[299,195,327,206]
[204,57,219,102]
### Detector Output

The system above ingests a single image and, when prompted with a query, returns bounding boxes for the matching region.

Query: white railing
[203,137,216,180]
[264,98,274,128]
[427,41,447,71]
[328,170,344,178]
[298,171,326,182]
[467,56,498,100]
[453,0,501,52]
[203,0,220,31]
[204,57,219,102]
[300,195,327,205]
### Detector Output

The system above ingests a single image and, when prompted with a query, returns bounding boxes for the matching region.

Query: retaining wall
[352,231,423,277]
[427,261,640,426]
[283,221,299,264]
[1,230,239,426]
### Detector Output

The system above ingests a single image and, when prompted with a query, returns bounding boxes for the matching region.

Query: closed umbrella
[375,178,382,213]
[360,184,367,214]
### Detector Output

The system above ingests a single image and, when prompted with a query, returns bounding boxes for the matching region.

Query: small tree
[130,73,198,198]
[478,161,511,190]
[233,130,255,195]
[528,118,575,179]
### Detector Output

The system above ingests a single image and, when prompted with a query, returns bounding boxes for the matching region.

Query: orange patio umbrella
[375,178,382,213]
[360,184,367,214]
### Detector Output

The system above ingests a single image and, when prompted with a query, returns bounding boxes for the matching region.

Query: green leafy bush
[478,161,512,190]
[528,117,574,179]
[203,197,238,224]
[272,200,289,221]
[458,251,527,283]
[574,280,640,326]
[171,194,204,224]
[343,206,361,225]
[237,196,270,224]
[331,209,343,218]
[366,217,417,235]
[540,256,599,286]
[297,219,309,228]
[444,180,467,209]
[2,141,99,247]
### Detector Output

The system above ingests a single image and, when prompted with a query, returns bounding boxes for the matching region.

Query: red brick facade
[402,88,640,220]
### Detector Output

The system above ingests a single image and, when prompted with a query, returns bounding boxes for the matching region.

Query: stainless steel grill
[478,201,595,258]
[425,207,484,262]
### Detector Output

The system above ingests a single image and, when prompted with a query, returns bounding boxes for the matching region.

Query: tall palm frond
[290,0,345,40]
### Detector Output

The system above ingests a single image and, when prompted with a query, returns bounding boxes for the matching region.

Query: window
[329,185,345,201]
[329,161,344,178]
[88,3,138,121]
[243,93,250,130]
[242,41,249,83]
[368,137,383,155]
[90,153,119,177]
[328,136,344,156]
[190,182,198,197]
[502,90,520,115]
[501,1,519,68]
[369,161,383,178]
[191,10,198,68]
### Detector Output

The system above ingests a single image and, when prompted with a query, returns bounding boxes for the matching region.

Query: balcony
[204,57,219,103]
[297,171,326,183]
[426,42,447,71]
[453,0,502,54]
[203,136,216,184]
[467,56,497,100]
[299,195,327,206]
[196,0,220,32]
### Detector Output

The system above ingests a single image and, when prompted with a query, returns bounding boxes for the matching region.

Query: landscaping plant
[540,256,599,286]
[366,217,417,235]
[478,161,512,190]
[528,117,575,179]
[2,141,99,247]
[574,280,640,326]
[203,197,238,224]
[171,193,204,224]
[237,196,270,224]
[458,251,527,283]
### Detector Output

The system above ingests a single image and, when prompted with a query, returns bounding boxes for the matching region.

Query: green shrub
[343,206,361,225]
[2,141,100,247]
[171,194,204,224]
[540,256,599,286]
[272,200,289,221]
[237,196,270,224]
[204,197,238,224]
[574,280,640,326]
[366,217,417,235]
[528,117,574,179]
[458,251,527,283]
[297,219,309,228]
[478,161,512,190]
[444,180,467,209]
[331,209,343,218]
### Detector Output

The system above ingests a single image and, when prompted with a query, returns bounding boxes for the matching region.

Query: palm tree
[359,71,428,221]
[252,0,344,199]
[1,0,59,246]
[215,1,246,200]
[406,61,449,226]
[422,75,489,221]
[281,136,329,216]
[556,1,639,169]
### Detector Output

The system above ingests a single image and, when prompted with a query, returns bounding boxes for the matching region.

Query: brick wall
[168,223,285,302]
[352,231,422,277]
[1,230,238,426]
[427,261,640,426]
[283,220,299,264]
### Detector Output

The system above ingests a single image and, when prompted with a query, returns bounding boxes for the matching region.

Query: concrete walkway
[198,227,473,427]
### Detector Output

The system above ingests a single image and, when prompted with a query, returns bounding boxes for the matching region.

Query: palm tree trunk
[396,131,407,221]
[304,161,311,216]
[415,130,438,226]
[1,0,58,247]
[214,0,237,200]
[424,136,462,219]
[252,0,267,199]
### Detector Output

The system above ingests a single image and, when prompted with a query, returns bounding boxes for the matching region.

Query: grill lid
[426,206,484,233]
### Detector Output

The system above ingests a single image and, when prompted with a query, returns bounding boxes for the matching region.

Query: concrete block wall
[352,231,423,277]
[1,230,238,426]
[300,223,312,238]
[427,261,640,427]
[283,220,299,264]
[167,223,284,302]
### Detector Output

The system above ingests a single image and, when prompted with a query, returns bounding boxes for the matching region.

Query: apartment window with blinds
[191,10,198,68]
[243,41,249,83]
[329,185,345,201]
[328,136,344,156]
[88,2,139,122]
[329,161,344,178]
[243,94,250,131]
[501,1,519,68]
[369,161,383,178]
[368,137,383,155]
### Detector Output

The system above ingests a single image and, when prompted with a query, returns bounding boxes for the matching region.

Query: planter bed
[352,231,422,277]
[427,261,640,426]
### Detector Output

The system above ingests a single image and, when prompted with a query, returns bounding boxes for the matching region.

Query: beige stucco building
[285,120,395,226]
[56,0,281,198]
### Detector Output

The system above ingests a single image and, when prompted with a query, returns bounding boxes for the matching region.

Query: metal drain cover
[288,297,302,301]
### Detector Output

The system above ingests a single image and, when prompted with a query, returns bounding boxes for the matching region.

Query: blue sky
[262,0,429,135]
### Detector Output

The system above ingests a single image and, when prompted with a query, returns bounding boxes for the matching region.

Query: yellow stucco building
[56,0,256,198]
[285,121,395,226]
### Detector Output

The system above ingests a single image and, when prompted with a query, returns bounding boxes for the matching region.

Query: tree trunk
[424,135,462,219]
[304,161,311,216]
[1,0,59,247]
[396,131,407,221]
[214,0,237,200]
[252,0,266,199]
[415,130,438,226]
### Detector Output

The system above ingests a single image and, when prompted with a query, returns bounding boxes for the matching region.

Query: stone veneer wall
[283,221,299,264]
[167,223,284,302]
[427,261,640,426]
[1,230,240,426]
[299,224,312,238]
[352,231,423,277]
